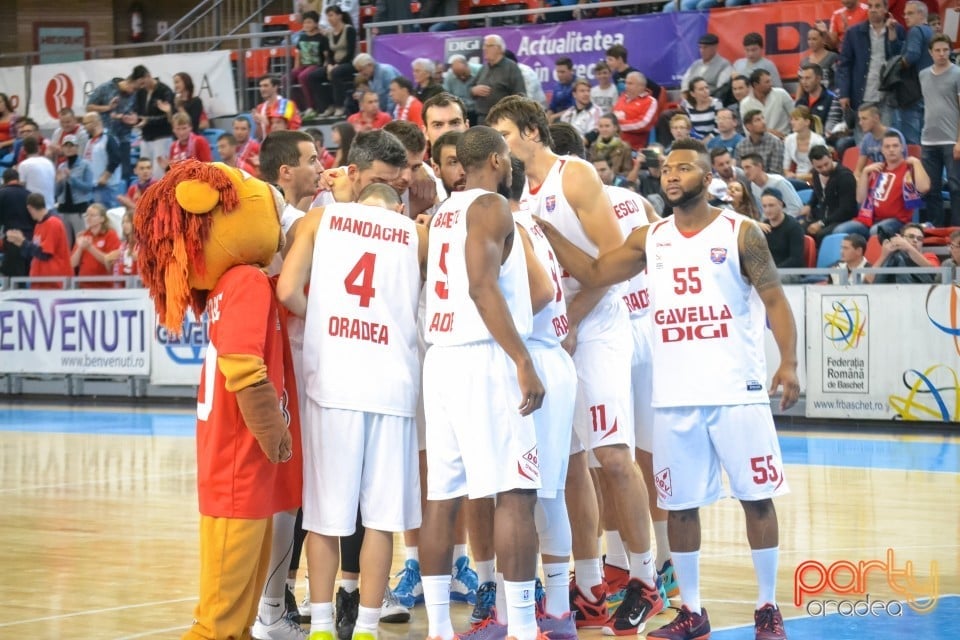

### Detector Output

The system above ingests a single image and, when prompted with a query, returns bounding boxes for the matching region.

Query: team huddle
[181,94,800,640]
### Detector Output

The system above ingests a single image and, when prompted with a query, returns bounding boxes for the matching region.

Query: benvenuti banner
[0,289,151,376]
[372,0,832,88]
[805,284,960,423]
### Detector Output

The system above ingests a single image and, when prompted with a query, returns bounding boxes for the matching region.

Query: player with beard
[487,96,662,638]
[431,131,467,196]
[535,138,797,640]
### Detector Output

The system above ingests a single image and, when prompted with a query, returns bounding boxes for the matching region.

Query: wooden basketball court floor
[0,402,957,640]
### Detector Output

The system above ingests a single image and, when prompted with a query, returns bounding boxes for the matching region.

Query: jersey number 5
[435,242,450,300]
[344,252,377,307]
[673,266,702,295]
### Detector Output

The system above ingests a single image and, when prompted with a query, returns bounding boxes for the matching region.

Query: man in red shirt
[4,193,72,288]
[612,72,659,151]
[390,77,424,128]
[233,116,261,173]
[160,113,212,171]
[856,131,931,236]
[819,0,869,50]
[348,91,393,132]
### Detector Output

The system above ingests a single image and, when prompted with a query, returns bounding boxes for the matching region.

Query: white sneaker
[252,615,307,640]
[298,582,311,621]
[380,585,411,623]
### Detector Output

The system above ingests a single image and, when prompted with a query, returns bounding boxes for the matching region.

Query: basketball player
[420,126,547,640]
[535,138,797,640]
[431,131,466,196]
[547,122,675,605]
[421,92,471,202]
[509,157,579,640]
[252,129,320,640]
[276,178,427,640]
[486,96,663,636]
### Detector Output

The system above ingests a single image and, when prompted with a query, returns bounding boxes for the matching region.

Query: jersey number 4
[344,252,377,307]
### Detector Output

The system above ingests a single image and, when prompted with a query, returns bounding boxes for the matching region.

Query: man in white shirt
[739,69,794,138]
[830,233,871,284]
[17,137,56,210]
[741,152,803,217]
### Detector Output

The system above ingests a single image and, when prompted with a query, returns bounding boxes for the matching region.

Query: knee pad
[535,494,572,557]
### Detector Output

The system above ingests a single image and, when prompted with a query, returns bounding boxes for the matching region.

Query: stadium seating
[817,233,845,269]
[803,234,816,268]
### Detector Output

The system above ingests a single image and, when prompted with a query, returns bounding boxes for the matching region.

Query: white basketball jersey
[607,185,652,320]
[521,156,626,337]
[514,207,569,346]
[425,189,533,347]
[304,203,421,417]
[647,211,768,407]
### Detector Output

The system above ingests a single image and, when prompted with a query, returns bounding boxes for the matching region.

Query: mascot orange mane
[136,160,302,640]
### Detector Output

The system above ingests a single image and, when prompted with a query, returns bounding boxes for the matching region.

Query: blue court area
[1,406,958,473]
[713,594,959,640]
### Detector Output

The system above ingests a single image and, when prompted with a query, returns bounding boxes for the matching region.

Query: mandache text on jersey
[329,215,411,245]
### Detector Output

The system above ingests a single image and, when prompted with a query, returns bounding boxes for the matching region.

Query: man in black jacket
[802,145,860,247]
[0,168,34,277]
[135,68,175,177]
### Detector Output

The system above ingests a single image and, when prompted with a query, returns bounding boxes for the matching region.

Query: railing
[155,0,285,53]
[363,0,662,40]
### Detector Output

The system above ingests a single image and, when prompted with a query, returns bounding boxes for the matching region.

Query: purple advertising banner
[372,12,709,89]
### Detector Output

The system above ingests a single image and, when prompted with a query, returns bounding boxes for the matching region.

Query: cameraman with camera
[865,222,941,283]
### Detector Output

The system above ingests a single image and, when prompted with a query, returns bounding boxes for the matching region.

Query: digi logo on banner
[821,296,868,394]
[156,313,209,365]
[444,37,482,66]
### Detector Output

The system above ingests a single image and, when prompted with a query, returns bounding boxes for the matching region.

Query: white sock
[574,558,602,594]
[751,547,779,609]
[495,572,507,624]
[422,575,454,640]
[672,550,701,613]
[476,559,496,585]
[340,578,359,593]
[310,602,335,635]
[453,544,468,562]
[258,511,297,623]
[406,545,419,562]
[258,596,284,625]
[629,550,657,586]
[604,530,629,570]
[355,605,380,637]
[652,521,671,568]
[542,562,570,618]
[504,580,538,640]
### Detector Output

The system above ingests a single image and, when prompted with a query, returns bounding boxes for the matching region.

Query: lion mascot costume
[135,160,303,639]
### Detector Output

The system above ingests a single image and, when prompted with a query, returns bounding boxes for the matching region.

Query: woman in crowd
[681,76,722,142]
[108,210,139,285]
[331,121,356,168]
[158,72,206,132]
[71,203,121,288]
[728,177,761,220]
[0,93,19,164]
[783,106,826,184]
[591,113,634,175]
[799,28,839,92]
[321,6,357,118]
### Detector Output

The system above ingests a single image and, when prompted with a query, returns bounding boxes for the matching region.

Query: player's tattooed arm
[740,220,780,293]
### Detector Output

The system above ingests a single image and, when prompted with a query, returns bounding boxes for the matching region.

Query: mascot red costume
[135,160,303,639]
